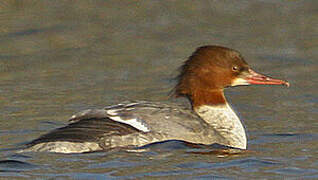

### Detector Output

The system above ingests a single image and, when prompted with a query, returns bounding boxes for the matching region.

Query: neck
[193,97,247,149]
[191,89,226,107]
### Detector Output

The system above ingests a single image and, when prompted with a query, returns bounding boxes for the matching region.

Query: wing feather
[28,117,141,146]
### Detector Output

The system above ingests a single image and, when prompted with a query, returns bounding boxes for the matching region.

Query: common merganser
[23,45,289,153]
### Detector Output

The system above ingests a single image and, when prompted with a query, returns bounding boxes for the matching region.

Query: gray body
[23,101,246,153]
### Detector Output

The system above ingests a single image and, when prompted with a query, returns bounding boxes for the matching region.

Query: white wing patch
[106,109,119,116]
[69,102,152,133]
[105,108,150,132]
[108,116,150,132]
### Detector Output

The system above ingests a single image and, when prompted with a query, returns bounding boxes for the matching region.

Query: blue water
[0,1,317,179]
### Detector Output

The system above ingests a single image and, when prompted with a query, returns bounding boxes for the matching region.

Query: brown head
[174,45,289,107]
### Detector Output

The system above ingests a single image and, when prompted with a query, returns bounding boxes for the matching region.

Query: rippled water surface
[0,1,317,179]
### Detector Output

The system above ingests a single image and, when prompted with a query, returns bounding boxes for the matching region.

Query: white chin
[231,78,250,86]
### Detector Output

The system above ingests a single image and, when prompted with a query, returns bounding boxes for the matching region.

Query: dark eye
[232,66,239,72]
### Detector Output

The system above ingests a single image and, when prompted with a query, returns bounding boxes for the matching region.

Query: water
[0,0,317,179]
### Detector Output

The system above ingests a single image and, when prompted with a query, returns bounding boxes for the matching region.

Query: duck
[22,45,289,153]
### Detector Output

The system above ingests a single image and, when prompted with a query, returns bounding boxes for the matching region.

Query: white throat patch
[195,104,247,149]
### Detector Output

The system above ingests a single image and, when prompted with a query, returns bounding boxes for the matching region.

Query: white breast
[194,103,247,149]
